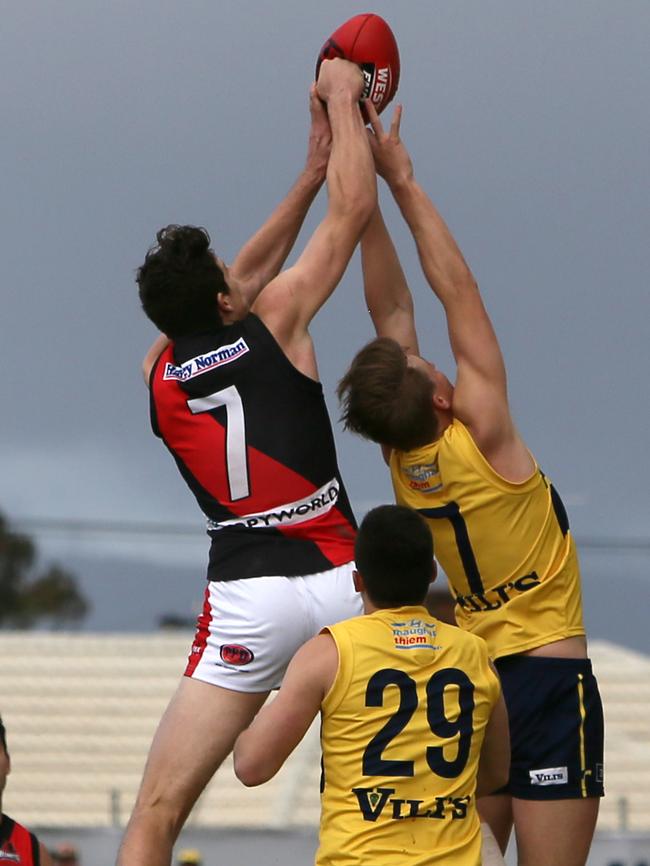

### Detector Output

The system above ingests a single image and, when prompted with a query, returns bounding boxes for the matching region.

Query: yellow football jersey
[317,606,500,866]
[390,420,585,658]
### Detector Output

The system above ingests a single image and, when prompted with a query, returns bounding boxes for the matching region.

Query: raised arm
[254,59,377,377]
[367,103,532,474]
[140,88,330,386]
[362,200,419,356]
[229,85,332,304]
[233,634,337,786]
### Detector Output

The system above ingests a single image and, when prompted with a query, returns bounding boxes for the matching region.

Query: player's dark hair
[137,225,228,338]
[338,337,438,451]
[0,716,7,755]
[355,505,433,607]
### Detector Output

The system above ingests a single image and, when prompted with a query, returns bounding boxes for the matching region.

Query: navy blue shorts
[494,655,605,800]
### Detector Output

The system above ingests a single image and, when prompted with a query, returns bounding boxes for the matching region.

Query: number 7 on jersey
[187,386,250,501]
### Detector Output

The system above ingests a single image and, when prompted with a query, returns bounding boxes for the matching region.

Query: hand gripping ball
[316,13,400,115]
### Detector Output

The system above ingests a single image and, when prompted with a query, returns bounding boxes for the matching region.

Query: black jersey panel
[0,815,14,845]
[174,316,348,500]
[207,526,335,581]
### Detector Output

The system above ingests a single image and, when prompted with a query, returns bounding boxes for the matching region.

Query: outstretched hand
[365,101,414,188]
[305,83,332,181]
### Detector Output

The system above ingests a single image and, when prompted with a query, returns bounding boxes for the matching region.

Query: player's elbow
[476,757,510,799]
[438,270,480,307]
[233,750,274,788]
[331,179,376,233]
[353,184,377,228]
[233,757,263,787]
[491,761,510,794]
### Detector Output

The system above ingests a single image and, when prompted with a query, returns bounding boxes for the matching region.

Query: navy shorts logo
[220,644,254,666]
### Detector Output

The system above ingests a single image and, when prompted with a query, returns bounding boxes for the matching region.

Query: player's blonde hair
[338,337,438,451]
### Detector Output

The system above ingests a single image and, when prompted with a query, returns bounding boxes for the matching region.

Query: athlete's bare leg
[478,794,513,854]
[512,798,599,866]
[116,677,268,866]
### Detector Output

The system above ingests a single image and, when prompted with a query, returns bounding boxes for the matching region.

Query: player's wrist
[324,89,362,110]
[301,161,327,188]
[386,169,415,195]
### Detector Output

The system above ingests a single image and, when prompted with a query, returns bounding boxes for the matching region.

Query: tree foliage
[0,513,89,628]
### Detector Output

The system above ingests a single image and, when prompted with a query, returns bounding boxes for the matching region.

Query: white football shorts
[184,562,361,692]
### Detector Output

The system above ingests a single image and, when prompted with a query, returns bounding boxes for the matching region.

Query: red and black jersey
[0,814,40,865]
[150,314,356,581]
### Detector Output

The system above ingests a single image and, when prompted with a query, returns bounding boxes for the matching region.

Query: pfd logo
[220,644,254,666]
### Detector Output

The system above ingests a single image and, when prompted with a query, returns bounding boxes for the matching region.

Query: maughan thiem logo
[404,460,442,493]
[390,618,441,651]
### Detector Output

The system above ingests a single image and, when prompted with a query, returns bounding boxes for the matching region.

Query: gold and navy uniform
[390,420,585,659]
[317,606,500,866]
[494,655,604,799]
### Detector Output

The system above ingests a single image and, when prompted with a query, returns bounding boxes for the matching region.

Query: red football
[316,13,400,115]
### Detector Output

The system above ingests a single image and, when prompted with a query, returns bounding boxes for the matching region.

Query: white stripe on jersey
[207,478,340,531]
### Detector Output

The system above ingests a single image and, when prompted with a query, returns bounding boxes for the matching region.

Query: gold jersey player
[234,505,510,866]
[337,102,604,866]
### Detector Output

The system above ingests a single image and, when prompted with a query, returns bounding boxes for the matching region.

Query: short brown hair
[338,337,438,451]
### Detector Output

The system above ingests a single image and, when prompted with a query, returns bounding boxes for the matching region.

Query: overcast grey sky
[1,2,648,640]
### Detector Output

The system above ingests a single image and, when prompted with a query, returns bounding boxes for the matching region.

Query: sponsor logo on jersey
[529,766,568,786]
[403,460,442,493]
[454,571,541,613]
[163,337,249,381]
[390,617,441,651]
[220,644,254,666]
[352,786,471,822]
[207,478,340,531]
